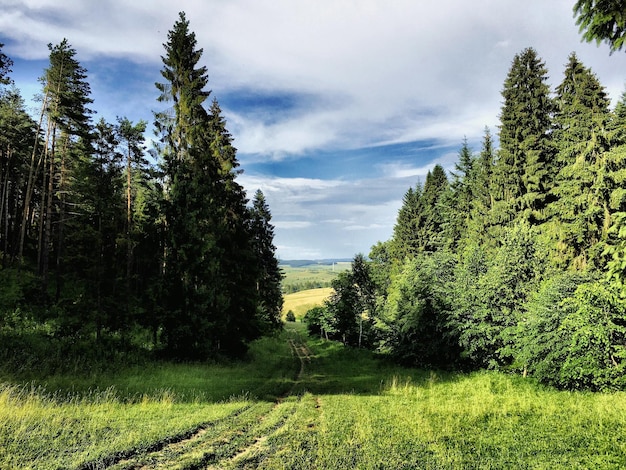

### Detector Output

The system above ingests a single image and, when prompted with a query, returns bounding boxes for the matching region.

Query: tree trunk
[18,90,49,264]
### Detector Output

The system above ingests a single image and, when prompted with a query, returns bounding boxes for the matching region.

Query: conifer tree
[155,12,260,357]
[0,43,12,85]
[574,0,626,53]
[391,184,423,261]
[421,164,449,252]
[492,48,555,227]
[250,189,283,331]
[442,138,474,250]
[465,127,496,248]
[549,53,612,268]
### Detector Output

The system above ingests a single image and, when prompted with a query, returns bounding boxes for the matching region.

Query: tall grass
[262,337,626,469]
[0,333,299,469]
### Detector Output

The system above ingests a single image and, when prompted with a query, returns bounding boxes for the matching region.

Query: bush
[285,310,296,322]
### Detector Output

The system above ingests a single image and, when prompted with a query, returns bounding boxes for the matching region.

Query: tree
[116,117,147,291]
[377,252,460,368]
[421,164,449,252]
[325,270,360,345]
[548,53,612,268]
[574,0,626,53]
[390,184,422,261]
[0,43,13,85]
[250,189,283,332]
[155,12,260,357]
[34,39,93,299]
[0,88,36,265]
[441,138,474,250]
[492,48,555,227]
[465,127,496,248]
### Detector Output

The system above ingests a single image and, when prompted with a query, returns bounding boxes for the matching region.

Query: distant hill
[279,259,352,268]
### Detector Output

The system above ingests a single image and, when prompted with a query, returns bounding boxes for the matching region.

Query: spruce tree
[155,12,260,357]
[0,43,12,85]
[391,184,423,261]
[492,48,555,227]
[250,189,283,331]
[421,164,449,252]
[549,53,612,268]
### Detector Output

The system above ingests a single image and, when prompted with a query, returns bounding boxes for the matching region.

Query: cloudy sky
[1,1,625,259]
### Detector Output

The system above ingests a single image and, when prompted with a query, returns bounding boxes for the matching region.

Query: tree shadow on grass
[290,335,464,397]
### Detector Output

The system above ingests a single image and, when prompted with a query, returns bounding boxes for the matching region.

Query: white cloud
[3,0,626,258]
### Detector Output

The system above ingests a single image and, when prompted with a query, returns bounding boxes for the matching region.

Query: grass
[3,325,626,468]
[282,287,333,320]
[281,263,350,293]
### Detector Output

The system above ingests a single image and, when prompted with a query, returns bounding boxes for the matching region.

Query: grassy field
[3,324,626,468]
[282,287,333,320]
[281,262,350,293]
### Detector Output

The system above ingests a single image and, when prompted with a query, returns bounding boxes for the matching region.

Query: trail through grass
[3,324,626,468]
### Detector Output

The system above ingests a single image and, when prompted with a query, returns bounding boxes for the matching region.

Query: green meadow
[2,323,626,469]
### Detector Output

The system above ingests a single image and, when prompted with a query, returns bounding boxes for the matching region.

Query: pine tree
[492,48,555,227]
[155,12,260,357]
[250,189,283,331]
[421,164,449,252]
[33,40,94,298]
[0,88,36,265]
[549,53,612,268]
[0,43,12,85]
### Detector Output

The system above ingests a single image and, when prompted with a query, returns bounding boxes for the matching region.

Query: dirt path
[88,329,319,470]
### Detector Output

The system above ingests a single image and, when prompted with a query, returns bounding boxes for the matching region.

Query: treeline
[282,281,332,295]
[0,12,282,359]
[306,48,626,391]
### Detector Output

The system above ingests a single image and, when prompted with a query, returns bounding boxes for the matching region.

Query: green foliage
[492,47,555,226]
[574,0,626,53]
[285,310,296,322]
[558,280,626,390]
[379,252,460,368]
[450,222,545,368]
[509,271,594,383]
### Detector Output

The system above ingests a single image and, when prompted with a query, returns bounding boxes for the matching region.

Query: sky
[1,1,626,260]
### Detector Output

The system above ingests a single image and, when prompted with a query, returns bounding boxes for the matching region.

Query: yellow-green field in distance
[282,287,333,320]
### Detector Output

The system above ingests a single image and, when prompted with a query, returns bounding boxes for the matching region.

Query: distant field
[282,287,333,320]
[281,262,350,293]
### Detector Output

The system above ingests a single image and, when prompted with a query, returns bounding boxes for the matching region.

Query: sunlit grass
[3,327,626,468]
[0,384,249,469]
[282,287,333,320]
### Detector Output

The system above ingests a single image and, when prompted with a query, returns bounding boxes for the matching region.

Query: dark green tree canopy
[574,0,626,53]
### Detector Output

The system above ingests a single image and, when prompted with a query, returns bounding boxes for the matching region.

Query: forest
[305,46,626,391]
[0,4,625,395]
[0,13,283,361]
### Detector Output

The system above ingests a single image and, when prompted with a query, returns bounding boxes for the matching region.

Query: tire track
[88,332,313,470]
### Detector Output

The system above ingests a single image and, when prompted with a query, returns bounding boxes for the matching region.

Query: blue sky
[1,0,626,259]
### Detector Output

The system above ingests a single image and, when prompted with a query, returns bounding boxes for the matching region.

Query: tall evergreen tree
[465,127,496,248]
[492,48,555,227]
[391,184,423,261]
[250,189,283,331]
[0,43,12,85]
[421,164,449,252]
[549,53,612,268]
[155,12,260,357]
[442,138,474,250]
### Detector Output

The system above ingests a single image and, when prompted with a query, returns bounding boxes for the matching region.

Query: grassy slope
[282,287,333,320]
[3,326,626,468]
